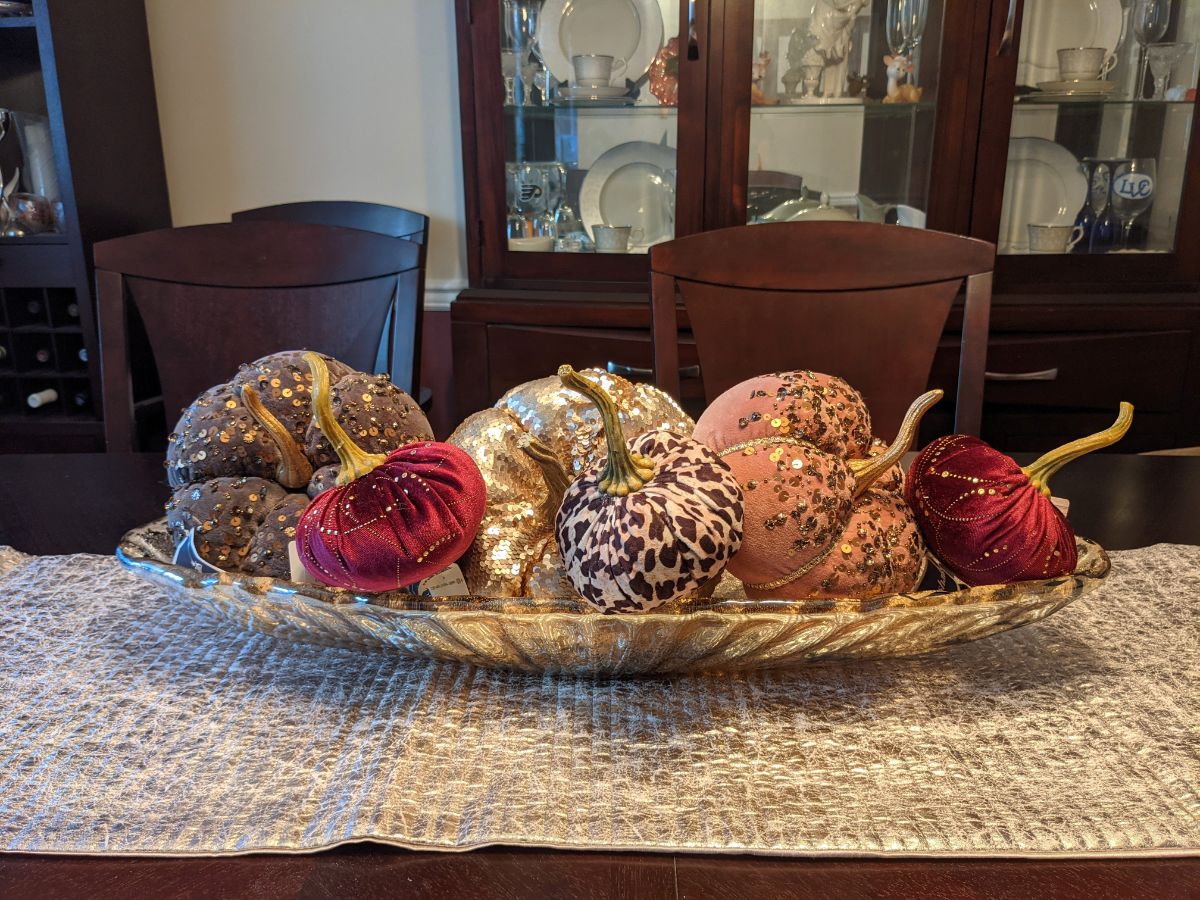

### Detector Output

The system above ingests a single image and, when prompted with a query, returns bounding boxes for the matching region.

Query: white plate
[580,139,675,252]
[1036,79,1116,94]
[1017,0,1124,87]
[536,0,665,87]
[557,84,631,99]
[998,137,1088,253]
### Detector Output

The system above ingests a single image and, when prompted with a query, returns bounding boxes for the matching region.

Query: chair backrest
[95,221,421,451]
[649,222,995,440]
[231,201,429,396]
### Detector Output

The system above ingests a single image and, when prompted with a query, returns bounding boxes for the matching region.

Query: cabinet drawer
[486,325,702,403]
[0,244,76,288]
[933,331,1192,414]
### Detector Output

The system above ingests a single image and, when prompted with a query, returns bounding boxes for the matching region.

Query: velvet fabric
[296,441,486,592]
[906,435,1077,587]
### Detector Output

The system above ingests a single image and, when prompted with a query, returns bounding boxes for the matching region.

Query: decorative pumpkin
[906,403,1134,586]
[555,366,744,612]
[165,350,433,575]
[693,371,941,599]
[448,367,693,596]
[295,353,486,592]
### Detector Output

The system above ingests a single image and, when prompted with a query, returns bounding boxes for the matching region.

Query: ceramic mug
[593,224,643,253]
[572,54,627,88]
[1027,223,1085,253]
[1057,47,1115,80]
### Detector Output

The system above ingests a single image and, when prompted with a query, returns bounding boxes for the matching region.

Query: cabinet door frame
[708,0,993,235]
[456,0,713,289]
[971,0,1200,292]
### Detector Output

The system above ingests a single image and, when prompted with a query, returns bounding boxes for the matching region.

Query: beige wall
[144,0,467,308]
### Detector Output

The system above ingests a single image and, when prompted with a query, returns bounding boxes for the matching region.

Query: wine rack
[0,286,93,420]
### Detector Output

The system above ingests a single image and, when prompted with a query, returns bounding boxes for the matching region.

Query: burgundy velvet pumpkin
[906,403,1133,587]
[295,353,487,592]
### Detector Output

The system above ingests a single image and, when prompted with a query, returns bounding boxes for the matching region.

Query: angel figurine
[805,0,868,99]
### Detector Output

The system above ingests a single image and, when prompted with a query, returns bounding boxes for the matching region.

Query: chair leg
[650,271,682,400]
[955,271,992,437]
[96,270,137,452]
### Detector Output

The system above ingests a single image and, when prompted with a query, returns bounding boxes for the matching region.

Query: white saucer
[1036,79,1116,95]
[559,85,630,99]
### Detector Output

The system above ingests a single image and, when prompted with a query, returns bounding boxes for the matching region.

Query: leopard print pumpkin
[553,367,744,614]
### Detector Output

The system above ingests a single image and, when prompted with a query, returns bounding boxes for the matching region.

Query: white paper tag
[1050,495,1070,518]
[288,542,322,585]
[172,529,228,575]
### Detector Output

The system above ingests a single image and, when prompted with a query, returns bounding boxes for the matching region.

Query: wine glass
[886,0,929,84]
[1111,158,1157,248]
[1147,42,1192,100]
[1089,162,1120,253]
[1132,0,1169,99]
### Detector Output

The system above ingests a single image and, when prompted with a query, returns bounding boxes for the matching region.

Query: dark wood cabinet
[453,0,1200,450]
[0,0,170,453]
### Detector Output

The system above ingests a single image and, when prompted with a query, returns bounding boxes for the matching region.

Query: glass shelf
[750,100,937,115]
[1015,97,1196,107]
[504,104,678,117]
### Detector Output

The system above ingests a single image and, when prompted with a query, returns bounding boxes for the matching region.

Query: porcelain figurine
[806,0,868,99]
[884,53,923,103]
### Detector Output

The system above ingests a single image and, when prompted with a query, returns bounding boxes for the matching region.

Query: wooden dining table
[0,451,1197,899]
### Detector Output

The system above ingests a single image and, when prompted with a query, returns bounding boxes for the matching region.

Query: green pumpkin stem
[518,433,571,517]
[847,389,943,499]
[1022,402,1134,497]
[558,365,654,496]
[240,384,313,489]
[303,351,387,486]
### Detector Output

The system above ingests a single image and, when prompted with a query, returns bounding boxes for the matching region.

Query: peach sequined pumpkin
[693,371,941,599]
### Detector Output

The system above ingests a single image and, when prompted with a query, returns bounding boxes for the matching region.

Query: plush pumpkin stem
[1022,402,1134,497]
[240,384,313,489]
[518,433,571,517]
[558,365,654,496]
[304,351,388,486]
[847,389,943,499]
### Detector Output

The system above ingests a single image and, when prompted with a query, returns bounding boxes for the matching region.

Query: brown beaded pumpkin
[165,350,432,575]
[448,367,694,597]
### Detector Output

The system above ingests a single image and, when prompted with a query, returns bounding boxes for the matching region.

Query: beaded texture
[295,442,487,592]
[906,434,1077,586]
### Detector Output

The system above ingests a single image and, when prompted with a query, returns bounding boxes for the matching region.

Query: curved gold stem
[1022,402,1134,497]
[847,389,943,499]
[304,351,387,486]
[519,433,571,518]
[240,385,313,489]
[558,365,654,496]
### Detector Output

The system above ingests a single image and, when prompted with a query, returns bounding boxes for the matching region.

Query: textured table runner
[0,544,1196,858]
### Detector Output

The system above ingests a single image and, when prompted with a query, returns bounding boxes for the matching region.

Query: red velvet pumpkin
[295,353,487,592]
[906,403,1133,586]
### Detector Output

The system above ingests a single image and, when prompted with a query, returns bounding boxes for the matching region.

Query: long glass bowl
[118,520,1110,675]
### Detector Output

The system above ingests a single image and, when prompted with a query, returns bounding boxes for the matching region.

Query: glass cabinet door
[740,0,948,227]
[498,0,683,256]
[998,0,1200,256]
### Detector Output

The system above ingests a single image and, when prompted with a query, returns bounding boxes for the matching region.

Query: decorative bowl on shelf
[118,520,1110,676]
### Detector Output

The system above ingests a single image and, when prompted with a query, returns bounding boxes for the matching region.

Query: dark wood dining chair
[95,221,422,451]
[650,222,996,439]
[232,201,430,400]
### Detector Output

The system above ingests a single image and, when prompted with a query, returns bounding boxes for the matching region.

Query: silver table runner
[0,545,1196,858]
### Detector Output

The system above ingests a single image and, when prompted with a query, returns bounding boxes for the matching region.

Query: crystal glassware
[1089,162,1120,253]
[1074,159,1101,253]
[1111,157,1157,248]
[1132,0,1170,99]
[1147,42,1191,101]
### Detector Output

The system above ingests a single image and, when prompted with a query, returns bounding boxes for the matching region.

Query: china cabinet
[0,0,170,453]
[454,0,1200,450]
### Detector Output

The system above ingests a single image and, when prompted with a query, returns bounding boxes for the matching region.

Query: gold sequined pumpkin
[165,351,433,575]
[694,372,942,599]
[448,367,694,596]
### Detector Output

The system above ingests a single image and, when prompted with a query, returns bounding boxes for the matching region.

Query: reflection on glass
[499,0,680,254]
[746,0,943,226]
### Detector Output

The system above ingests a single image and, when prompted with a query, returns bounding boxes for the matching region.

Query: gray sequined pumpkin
[165,351,433,575]
[554,367,744,613]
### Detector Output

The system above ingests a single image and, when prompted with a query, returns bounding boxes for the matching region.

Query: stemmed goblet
[1132,0,1170,99]
[1111,158,1156,248]
[886,0,929,85]
[1147,42,1192,100]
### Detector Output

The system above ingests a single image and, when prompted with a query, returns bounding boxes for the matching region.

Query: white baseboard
[425,281,465,312]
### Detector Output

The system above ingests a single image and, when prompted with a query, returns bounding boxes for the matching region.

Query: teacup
[593,224,643,253]
[1027,223,1084,253]
[572,54,627,88]
[1057,47,1115,81]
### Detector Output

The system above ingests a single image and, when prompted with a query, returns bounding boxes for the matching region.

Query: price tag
[1050,495,1070,518]
[172,528,228,575]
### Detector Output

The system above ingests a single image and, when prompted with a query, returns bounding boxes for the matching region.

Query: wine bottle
[27,388,58,409]
[25,299,42,317]
[35,347,52,365]
[78,347,88,363]
[0,345,7,362]
[72,390,89,408]
[66,303,79,319]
